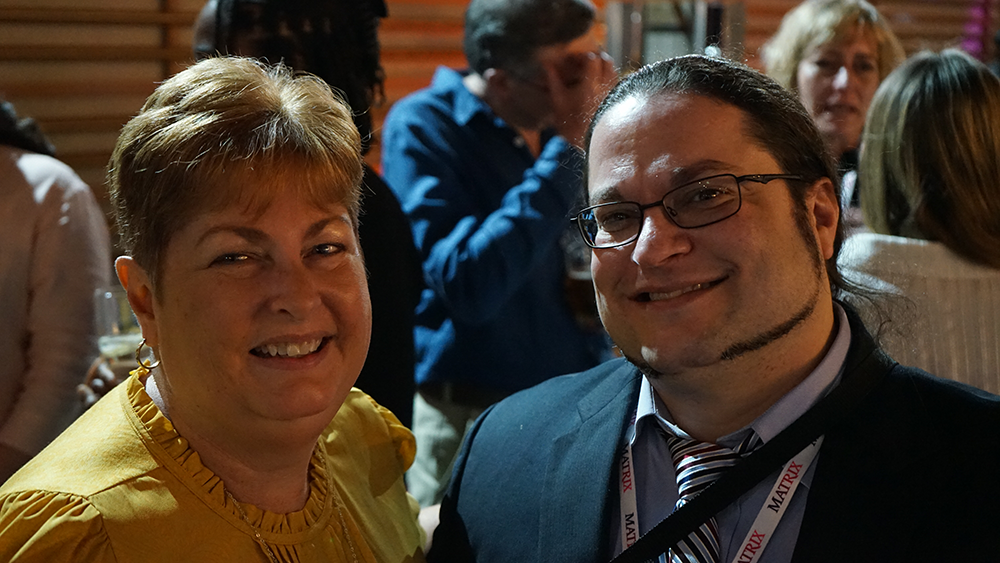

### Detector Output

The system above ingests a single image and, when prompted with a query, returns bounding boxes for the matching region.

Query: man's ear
[115,256,160,348]
[807,177,840,261]
[482,68,512,99]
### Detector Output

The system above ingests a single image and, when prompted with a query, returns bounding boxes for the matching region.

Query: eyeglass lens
[578,175,742,248]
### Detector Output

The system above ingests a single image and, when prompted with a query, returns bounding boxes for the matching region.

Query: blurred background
[1,0,995,237]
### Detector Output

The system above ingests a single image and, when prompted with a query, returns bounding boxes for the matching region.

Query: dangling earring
[135,338,160,373]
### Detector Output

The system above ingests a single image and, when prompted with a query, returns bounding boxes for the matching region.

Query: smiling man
[427,55,1000,562]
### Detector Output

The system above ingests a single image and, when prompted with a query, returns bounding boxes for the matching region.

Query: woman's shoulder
[321,389,425,562]
[324,388,416,472]
[841,232,1000,280]
[1,380,159,499]
[0,489,115,561]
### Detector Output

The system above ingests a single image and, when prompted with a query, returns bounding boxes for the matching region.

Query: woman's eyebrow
[304,216,352,239]
[197,225,267,246]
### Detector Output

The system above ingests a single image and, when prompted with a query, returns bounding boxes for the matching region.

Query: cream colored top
[0,145,111,455]
[840,233,1000,393]
[0,373,425,562]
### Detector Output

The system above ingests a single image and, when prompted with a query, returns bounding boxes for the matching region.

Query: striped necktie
[665,431,762,563]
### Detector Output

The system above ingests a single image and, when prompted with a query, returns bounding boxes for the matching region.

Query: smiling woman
[0,57,425,563]
[761,0,904,184]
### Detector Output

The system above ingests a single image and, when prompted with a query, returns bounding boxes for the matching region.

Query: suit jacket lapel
[539,361,642,562]
[616,304,896,563]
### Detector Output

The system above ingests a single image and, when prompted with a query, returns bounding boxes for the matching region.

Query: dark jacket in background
[355,167,422,427]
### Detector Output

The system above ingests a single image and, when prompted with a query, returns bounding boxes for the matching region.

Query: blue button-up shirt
[381,67,607,392]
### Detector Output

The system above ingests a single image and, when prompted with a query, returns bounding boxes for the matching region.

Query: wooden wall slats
[0,25,162,50]
[0,8,198,25]
[45,131,122,157]
[386,3,465,22]
[38,116,134,134]
[0,0,161,10]
[0,0,994,201]
[10,95,151,127]
[0,60,162,86]
[0,45,193,61]
[381,32,464,52]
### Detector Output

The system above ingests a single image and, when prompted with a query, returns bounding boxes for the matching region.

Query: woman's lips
[250,337,327,358]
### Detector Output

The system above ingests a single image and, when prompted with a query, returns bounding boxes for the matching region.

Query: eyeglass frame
[572,173,806,249]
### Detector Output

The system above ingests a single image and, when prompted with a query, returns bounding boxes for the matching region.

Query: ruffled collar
[122,372,335,541]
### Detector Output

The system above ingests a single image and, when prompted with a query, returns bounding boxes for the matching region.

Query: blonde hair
[860,49,1000,268]
[108,56,363,288]
[761,0,904,92]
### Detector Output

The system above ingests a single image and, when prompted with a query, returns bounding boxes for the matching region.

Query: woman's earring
[135,338,161,372]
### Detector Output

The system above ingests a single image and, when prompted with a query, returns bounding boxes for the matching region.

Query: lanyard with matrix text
[617,415,824,563]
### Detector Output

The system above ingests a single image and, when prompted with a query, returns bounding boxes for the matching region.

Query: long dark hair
[0,101,55,156]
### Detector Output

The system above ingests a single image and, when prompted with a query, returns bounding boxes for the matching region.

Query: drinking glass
[94,286,144,362]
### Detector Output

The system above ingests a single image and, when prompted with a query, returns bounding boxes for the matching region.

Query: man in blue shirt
[428,55,1000,561]
[381,0,616,507]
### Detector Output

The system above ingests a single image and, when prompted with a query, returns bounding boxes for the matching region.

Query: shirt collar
[433,66,494,127]
[633,302,853,448]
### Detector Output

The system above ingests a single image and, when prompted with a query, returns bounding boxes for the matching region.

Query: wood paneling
[0,0,994,207]
[0,3,200,199]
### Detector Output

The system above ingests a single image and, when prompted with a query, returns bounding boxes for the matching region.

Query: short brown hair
[861,49,1000,268]
[463,0,595,76]
[761,0,904,93]
[108,56,363,288]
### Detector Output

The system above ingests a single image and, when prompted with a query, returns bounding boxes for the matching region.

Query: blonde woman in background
[840,49,1000,393]
[762,0,904,229]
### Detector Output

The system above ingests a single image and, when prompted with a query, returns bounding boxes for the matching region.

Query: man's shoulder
[855,360,1000,461]
[882,362,1000,418]
[432,360,636,563]
[501,357,634,401]
[473,358,639,439]
[801,358,1000,557]
[386,67,469,121]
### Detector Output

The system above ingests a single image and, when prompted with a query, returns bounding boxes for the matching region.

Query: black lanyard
[611,344,893,563]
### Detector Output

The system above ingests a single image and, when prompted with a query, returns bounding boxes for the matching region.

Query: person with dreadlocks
[192,0,423,428]
[0,100,111,484]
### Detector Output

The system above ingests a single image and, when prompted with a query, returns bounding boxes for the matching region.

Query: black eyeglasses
[572,173,805,249]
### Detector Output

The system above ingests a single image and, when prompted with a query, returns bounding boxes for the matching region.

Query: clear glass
[93,286,143,361]
[573,174,803,249]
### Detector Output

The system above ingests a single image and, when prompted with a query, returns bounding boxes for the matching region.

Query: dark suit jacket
[429,311,1000,562]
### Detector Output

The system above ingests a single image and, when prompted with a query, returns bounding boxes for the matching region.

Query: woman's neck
[198,441,314,513]
[146,371,317,513]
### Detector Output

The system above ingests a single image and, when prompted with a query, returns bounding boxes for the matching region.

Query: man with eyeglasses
[381,0,616,510]
[427,55,1000,562]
